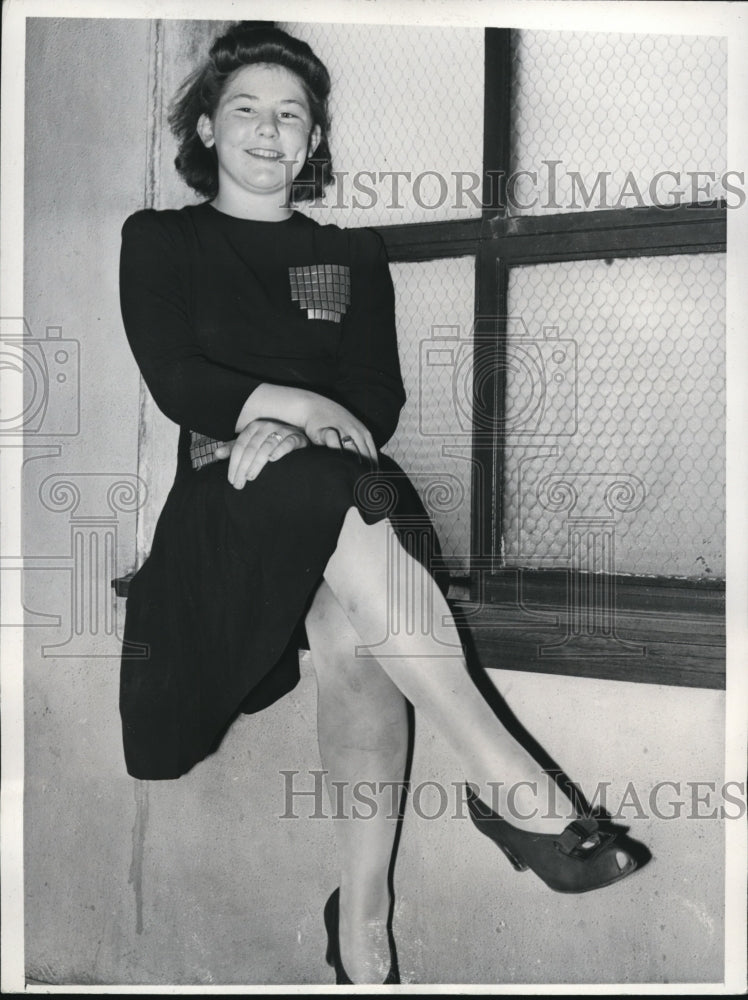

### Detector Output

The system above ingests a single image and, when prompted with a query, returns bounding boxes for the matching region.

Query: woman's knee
[306,582,366,688]
[306,582,354,649]
[323,509,399,618]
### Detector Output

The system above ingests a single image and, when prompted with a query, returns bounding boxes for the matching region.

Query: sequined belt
[189,431,230,470]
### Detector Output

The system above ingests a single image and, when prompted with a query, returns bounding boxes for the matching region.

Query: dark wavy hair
[168,21,333,202]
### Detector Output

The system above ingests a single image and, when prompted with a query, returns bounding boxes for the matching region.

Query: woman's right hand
[303,397,378,465]
[216,419,310,488]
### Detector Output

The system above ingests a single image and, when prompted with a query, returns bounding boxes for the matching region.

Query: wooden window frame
[373,29,726,690]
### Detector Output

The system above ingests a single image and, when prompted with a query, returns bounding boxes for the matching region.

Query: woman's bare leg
[306,580,407,984]
[323,507,576,833]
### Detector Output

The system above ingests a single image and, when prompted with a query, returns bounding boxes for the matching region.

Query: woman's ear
[197,113,215,148]
[308,124,322,157]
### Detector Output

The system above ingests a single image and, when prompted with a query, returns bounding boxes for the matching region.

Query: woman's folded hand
[303,398,378,465]
[216,418,310,488]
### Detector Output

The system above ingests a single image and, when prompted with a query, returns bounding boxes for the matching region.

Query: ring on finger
[341,435,364,461]
[267,431,284,445]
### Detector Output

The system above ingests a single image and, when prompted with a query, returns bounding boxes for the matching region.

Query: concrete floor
[24,650,727,988]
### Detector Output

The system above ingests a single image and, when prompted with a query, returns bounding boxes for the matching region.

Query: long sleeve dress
[119,202,448,780]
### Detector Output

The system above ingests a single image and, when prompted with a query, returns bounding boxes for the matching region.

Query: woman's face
[198,63,321,209]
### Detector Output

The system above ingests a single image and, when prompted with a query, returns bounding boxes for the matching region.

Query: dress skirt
[120,446,449,780]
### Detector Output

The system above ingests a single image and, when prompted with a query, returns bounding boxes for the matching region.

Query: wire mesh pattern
[281,20,485,227]
[510,31,728,215]
[385,257,477,573]
[503,253,725,579]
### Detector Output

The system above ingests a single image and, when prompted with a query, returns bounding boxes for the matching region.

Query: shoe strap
[555,818,615,858]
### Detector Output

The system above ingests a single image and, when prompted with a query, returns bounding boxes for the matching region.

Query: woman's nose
[255,113,279,137]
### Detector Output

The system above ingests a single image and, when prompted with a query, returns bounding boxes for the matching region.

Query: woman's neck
[210,190,293,222]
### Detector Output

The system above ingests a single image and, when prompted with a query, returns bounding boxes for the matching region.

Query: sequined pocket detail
[289,264,351,323]
[189,431,230,470]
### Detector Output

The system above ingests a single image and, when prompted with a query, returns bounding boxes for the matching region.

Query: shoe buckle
[554,818,615,860]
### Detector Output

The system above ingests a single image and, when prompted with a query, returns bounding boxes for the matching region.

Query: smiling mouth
[246,148,285,160]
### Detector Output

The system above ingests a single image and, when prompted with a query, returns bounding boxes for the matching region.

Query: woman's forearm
[234,383,320,433]
[235,383,377,462]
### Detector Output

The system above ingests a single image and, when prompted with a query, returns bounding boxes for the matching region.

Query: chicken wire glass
[385,257,476,574]
[282,21,485,227]
[509,31,728,215]
[502,253,725,580]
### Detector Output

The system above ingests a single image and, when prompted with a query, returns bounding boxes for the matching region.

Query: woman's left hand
[216,418,310,488]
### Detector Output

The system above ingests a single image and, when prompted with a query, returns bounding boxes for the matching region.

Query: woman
[119,21,639,986]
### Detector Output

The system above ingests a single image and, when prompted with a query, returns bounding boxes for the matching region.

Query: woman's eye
[237,106,255,114]
[279,112,298,120]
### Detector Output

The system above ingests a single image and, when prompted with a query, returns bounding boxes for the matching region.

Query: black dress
[119,202,447,780]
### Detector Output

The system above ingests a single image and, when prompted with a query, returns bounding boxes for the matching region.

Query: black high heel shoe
[323,887,400,985]
[466,785,638,894]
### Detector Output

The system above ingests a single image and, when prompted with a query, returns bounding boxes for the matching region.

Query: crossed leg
[305,506,582,982]
[319,507,576,827]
